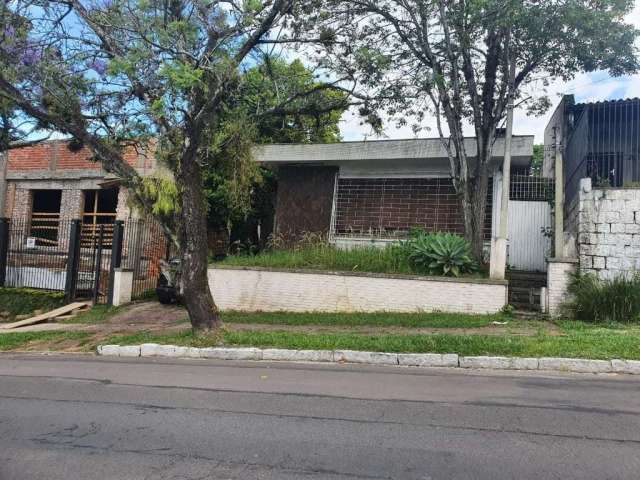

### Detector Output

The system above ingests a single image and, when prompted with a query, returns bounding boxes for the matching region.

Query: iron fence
[0,217,169,304]
[1,218,72,292]
[564,98,640,208]
[119,220,170,299]
[510,175,554,202]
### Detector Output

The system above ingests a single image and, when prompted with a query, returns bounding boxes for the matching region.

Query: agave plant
[407,232,476,277]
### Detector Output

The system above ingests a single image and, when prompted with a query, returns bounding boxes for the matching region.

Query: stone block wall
[577,178,640,280]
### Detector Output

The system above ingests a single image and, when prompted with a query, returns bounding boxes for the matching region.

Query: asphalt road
[0,355,639,480]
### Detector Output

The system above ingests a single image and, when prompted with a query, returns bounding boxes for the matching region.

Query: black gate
[0,217,167,305]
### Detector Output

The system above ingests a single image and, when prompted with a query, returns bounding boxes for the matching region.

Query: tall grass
[217,242,417,275]
[0,288,66,321]
[567,273,640,323]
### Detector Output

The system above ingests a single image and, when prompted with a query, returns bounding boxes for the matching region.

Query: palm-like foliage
[407,232,476,277]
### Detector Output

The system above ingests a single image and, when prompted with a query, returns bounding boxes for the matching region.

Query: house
[0,140,157,246]
[543,95,640,281]
[0,140,166,300]
[254,136,545,267]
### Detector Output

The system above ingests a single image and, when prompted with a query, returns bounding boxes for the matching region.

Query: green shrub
[405,232,477,277]
[0,288,66,321]
[567,273,640,323]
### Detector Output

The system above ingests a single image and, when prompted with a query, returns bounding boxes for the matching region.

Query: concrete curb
[95,345,640,375]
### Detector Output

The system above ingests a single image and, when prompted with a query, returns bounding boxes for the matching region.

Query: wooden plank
[0,302,91,330]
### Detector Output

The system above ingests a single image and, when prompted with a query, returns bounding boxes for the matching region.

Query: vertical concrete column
[489,171,507,279]
[554,141,565,258]
[112,268,134,306]
[60,189,84,221]
[59,189,84,252]
[546,258,578,316]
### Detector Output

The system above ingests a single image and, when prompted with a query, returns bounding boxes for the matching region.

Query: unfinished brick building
[1,139,157,245]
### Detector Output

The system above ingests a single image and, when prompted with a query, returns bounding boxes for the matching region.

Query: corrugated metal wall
[508,201,552,272]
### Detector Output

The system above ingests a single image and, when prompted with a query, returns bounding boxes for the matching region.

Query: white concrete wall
[208,267,508,314]
[546,259,578,316]
[578,178,640,280]
[112,269,133,306]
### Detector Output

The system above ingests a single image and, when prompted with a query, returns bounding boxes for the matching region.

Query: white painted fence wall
[507,201,552,272]
[209,267,508,314]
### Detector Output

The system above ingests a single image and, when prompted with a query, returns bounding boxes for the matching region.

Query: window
[30,190,62,246]
[82,187,119,247]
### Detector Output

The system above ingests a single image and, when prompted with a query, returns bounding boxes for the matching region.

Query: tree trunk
[176,143,222,331]
[469,168,489,261]
[458,137,492,263]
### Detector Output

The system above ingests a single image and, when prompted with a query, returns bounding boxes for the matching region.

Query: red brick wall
[7,143,53,170]
[275,165,338,239]
[8,140,151,172]
[334,178,493,239]
[56,143,101,169]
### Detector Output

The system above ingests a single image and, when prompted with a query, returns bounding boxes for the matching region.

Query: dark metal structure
[0,217,168,304]
[564,97,640,207]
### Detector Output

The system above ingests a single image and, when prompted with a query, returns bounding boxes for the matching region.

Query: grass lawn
[3,302,640,361]
[216,243,488,278]
[215,244,416,275]
[0,288,66,321]
[0,331,92,351]
[100,320,640,361]
[221,311,513,329]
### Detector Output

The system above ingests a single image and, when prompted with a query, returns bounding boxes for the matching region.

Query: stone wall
[577,178,640,280]
[208,266,508,314]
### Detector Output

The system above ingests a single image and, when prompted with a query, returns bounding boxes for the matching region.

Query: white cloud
[341,4,640,144]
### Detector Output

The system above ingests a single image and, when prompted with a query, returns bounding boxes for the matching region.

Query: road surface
[0,354,639,479]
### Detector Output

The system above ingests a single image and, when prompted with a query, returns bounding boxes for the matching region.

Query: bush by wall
[404,231,477,277]
[0,288,66,321]
[567,273,640,323]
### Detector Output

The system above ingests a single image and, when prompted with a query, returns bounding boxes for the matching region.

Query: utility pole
[490,32,516,280]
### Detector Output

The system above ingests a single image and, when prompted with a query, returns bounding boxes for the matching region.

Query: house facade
[0,140,157,246]
[255,136,537,255]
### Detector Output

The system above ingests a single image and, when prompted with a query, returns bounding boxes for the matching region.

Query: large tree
[204,57,347,237]
[295,0,639,259]
[0,1,353,330]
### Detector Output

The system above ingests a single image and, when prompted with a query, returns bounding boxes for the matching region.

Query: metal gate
[0,217,168,304]
[507,201,552,272]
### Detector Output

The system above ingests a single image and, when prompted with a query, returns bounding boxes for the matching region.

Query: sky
[338,3,640,144]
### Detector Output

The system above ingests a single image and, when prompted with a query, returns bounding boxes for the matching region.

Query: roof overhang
[254,136,534,168]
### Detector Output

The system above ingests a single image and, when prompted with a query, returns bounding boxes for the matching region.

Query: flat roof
[254,136,534,167]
